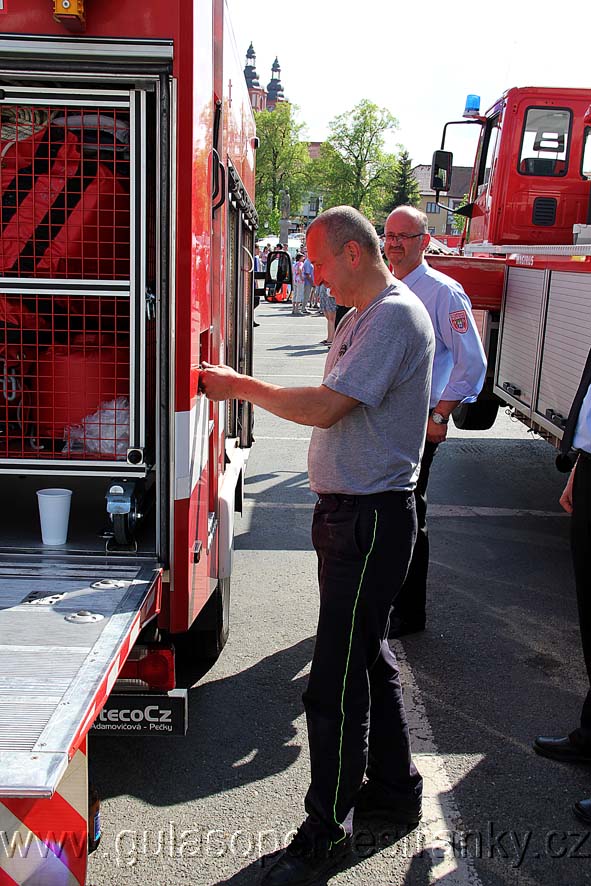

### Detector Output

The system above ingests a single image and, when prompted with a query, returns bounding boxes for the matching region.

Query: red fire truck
[0,2,257,882]
[429,87,591,441]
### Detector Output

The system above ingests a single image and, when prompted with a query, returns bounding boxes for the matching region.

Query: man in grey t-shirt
[308,283,432,496]
[200,206,434,886]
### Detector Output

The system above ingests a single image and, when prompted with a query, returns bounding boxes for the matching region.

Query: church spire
[244,41,261,90]
[266,57,285,111]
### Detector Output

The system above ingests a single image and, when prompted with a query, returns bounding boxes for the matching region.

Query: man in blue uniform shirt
[384,206,487,637]
[533,352,591,825]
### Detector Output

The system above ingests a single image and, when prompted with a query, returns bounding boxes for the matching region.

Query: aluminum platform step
[0,563,161,798]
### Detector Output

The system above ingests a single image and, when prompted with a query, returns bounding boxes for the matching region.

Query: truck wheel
[174,577,230,663]
[452,399,499,431]
[199,576,230,659]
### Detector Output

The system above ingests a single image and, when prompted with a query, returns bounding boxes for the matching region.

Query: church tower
[266,57,285,111]
[244,42,266,111]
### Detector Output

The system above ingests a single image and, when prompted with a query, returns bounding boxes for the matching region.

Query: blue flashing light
[463,94,481,118]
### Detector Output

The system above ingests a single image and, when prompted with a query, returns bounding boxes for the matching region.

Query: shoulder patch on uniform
[449,309,469,334]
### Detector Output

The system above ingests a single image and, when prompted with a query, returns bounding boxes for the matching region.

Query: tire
[452,399,500,431]
[173,577,230,663]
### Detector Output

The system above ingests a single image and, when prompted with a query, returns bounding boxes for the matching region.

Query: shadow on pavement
[395,513,591,885]
[91,636,316,806]
[213,822,423,886]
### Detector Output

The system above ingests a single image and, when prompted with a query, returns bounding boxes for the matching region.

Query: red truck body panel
[0,0,256,632]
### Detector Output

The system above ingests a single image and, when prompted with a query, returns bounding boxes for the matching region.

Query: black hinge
[545,408,567,428]
[502,381,522,397]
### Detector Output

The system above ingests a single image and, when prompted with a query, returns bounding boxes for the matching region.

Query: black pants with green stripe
[302,490,423,846]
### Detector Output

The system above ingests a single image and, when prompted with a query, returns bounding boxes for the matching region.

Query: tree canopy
[254,102,310,235]
[309,100,401,221]
[382,149,421,215]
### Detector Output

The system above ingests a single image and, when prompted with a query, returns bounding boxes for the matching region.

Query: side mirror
[431,150,453,192]
[265,251,293,289]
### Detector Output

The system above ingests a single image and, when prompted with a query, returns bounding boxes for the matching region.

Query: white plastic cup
[36,488,73,546]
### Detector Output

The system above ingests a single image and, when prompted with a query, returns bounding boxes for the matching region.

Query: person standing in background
[302,252,315,313]
[292,252,306,316]
[533,346,591,825]
[384,206,486,638]
[318,283,336,345]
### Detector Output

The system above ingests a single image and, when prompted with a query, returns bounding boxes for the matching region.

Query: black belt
[316,490,409,506]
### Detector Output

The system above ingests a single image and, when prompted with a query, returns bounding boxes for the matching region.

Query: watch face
[432,412,445,424]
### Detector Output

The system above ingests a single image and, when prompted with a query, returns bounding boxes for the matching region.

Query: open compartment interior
[0,473,156,556]
[0,79,161,556]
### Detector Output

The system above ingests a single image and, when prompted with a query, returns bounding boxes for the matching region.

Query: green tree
[309,100,399,220]
[254,103,310,235]
[382,149,420,214]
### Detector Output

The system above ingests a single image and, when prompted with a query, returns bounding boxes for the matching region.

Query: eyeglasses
[384,232,426,243]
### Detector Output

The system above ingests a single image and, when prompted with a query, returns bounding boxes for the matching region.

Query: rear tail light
[119,644,175,691]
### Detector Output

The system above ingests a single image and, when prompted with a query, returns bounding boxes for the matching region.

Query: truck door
[469,112,501,243]
[225,161,256,449]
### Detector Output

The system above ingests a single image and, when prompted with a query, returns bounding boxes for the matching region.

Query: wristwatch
[431,412,449,425]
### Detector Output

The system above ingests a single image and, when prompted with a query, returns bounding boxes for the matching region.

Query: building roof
[412,164,473,199]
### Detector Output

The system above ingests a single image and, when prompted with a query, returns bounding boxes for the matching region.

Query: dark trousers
[569,455,591,747]
[390,440,438,625]
[301,491,423,846]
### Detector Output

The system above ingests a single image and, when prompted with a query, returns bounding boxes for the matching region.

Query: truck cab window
[476,115,501,197]
[518,107,570,176]
[582,128,591,180]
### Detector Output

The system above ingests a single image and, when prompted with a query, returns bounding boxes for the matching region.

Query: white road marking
[396,646,485,886]
[254,435,313,441]
[256,376,323,380]
[242,500,564,517]
[430,504,565,518]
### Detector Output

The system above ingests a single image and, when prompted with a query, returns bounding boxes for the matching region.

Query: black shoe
[388,616,425,639]
[259,830,351,885]
[254,322,260,327]
[573,798,591,825]
[354,781,422,827]
[533,736,591,764]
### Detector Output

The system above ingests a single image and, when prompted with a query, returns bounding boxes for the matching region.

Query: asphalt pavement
[88,300,591,886]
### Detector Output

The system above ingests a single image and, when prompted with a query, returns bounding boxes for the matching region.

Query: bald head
[384,205,431,279]
[386,205,428,233]
[305,205,393,310]
[307,206,382,262]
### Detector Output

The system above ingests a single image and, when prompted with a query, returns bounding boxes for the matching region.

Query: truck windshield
[518,107,571,177]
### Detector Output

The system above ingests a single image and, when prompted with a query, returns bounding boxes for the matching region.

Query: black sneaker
[258,828,351,885]
[354,781,422,826]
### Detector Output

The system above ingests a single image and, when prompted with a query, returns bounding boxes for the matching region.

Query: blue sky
[227,0,591,168]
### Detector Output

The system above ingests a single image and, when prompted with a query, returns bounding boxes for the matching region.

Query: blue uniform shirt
[402,260,487,408]
[573,385,591,454]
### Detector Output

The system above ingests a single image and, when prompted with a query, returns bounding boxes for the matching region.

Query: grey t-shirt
[308,282,434,494]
